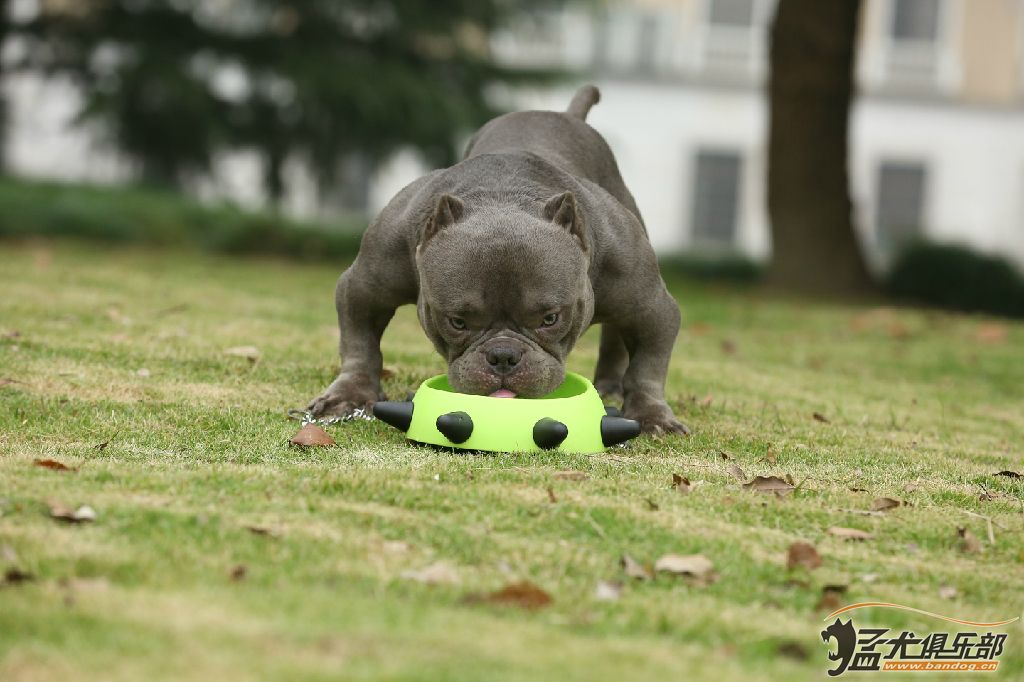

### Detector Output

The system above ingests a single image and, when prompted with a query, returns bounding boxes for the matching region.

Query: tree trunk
[767,0,874,295]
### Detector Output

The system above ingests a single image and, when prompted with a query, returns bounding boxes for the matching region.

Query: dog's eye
[449,316,466,330]
[540,313,559,327]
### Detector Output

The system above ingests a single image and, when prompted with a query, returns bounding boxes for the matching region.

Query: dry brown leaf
[401,561,460,585]
[244,525,275,536]
[993,470,1021,479]
[467,581,552,609]
[49,502,96,523]
[595,580,622,602]
[229,564,247,581]
[786,542,822,571]
[957,527,982,554]
[728,463,747,482]
[974,323,1008,345]
[553,470,589,481]
[672,473,692,494]
[762,448,777,466]
[812,412,830,423]
[289,423,335,447]
[34,458,74,472]
[653,553,715,582]
[224,345,261,362]
[828,526,872,541]
[743,475,795,495]
[4,567,34,585]
[620,554,653,581]
[816,584,847,612]
[870,497,901,512]
[776,641,809,661]
[718,450,734,461]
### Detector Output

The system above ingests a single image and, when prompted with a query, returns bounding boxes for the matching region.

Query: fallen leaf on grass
[289,423,335,447]
[224,345,261,362]
[244,525,276,537]
[672,473,692,494]
[95,431,119,450]
[816,584,848,612]
[786,542,822,571]
[776,641,809,661]
[553,470,589,481]
[743,475,795,495]
[465,581,552,609]
[620,554,653,581]
[761,448,777,466]
[49,502,96,523]
[728,463,747,483]
[401,561,460,585]
[229,565,247,581]
[993,470,1021,479]
[812,412,830,423]
[828,527,872,541]
[4,567,34,585]
[653,554,716,583]
[33,458,74,472]
[870,497,901,512]
[938,585,957,600]
[974,323,1008,345]
[595,580,622,602]
[957,527,982,554]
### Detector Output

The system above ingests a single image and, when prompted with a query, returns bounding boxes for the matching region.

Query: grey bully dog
[308,85,688,436]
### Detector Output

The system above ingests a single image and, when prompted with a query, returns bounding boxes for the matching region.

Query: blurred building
[6,0,1024,268]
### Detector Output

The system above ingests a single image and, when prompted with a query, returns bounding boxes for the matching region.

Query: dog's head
[415,192,593,397]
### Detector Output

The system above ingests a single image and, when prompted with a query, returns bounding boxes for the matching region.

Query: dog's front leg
[308,264,403,417]
[618,290,690,436]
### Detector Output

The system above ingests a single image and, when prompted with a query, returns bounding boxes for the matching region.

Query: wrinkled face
[417,206,593,398]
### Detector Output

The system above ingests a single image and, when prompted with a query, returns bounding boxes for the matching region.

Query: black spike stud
[532,418,569,450]
[604,405,622,417]
[600,415,641,447]
[436,411,473,444]
[372,401,414,432]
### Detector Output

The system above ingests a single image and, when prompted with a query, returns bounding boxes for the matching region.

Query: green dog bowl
[372,372,640,454]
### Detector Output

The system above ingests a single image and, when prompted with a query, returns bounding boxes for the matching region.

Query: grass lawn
[1,239,1022,681]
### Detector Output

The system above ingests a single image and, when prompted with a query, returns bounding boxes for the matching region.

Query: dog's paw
[625,403,691,438]
[307,376,382,418]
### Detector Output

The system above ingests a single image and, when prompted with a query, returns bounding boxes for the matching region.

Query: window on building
[702,0,766,75]
[690,150,743,247]
[709,0,756,27]
[886,0,943,85]
[891,0,940,42]
[875,161,927,255]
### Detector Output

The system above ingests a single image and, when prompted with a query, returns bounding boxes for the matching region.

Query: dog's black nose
[486,346,522,373]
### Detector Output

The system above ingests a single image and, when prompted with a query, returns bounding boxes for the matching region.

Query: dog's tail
[566,84,600,121]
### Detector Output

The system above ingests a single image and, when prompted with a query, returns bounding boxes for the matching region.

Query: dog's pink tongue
[489,389,517,399]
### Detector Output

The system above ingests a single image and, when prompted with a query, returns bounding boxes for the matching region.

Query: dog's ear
[543,192,585,249]
[421,194,464,245]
